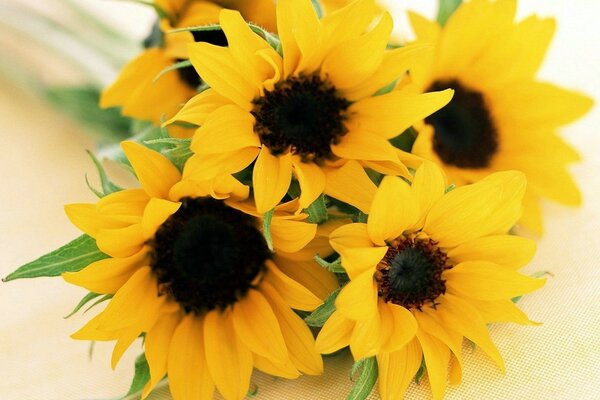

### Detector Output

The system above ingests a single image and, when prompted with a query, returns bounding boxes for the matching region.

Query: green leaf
[437,0,462,26]
[305,195,328,224]
[314,255,345,273]
[64,292,101,318]
[389,127,418,152]
[44,86,131,142]
[122,353,151,399]
[263,209,275,252]
[86,150,123,197]
[311,0,324,18]
[347,357,378,400]
[305,288,340,327]
[3,235,109,282]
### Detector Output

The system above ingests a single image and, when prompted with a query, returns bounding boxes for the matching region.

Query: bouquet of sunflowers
[4,0,592,399]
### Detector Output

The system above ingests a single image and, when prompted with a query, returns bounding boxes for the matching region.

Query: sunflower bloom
[406,0,593,233]
[167,0,453,213]
[315,162,545,400]
[62,142,332,400]
[100,0,277,127]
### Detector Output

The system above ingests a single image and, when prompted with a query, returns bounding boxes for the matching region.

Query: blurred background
[1,1,599,399]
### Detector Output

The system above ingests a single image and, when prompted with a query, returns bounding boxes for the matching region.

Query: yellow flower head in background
[407,0,593,234]
[62,142,334,400]
[168,0,453,213]
[315,162,545,400]
[100,0,278,127]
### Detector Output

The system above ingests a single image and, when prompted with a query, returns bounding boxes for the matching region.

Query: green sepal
[144,137,193,171]
[85,150,123,198]
[263,209,275,252]
[373,80,397,96]
[437,0,462,26]
[445,183,456,193]
[414,357,426,384]
[84,294,113,313]
[305,195,328,224]
[122,353,151,400]
[347,357,378,400]
[389,126,418,153]
[311,0,324,18]
[249,24,281,54]
[305,288,340,327]
[3,235,109,282]
[314,255,345,273]
[64,292,101,318]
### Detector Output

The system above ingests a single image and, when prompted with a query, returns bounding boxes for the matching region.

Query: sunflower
[406,0,593,234]
[100,0,278,128]
[62,142,333,400]
[167,0,453,213]
[314,162,545,400]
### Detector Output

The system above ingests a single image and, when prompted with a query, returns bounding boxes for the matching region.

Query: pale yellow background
[1,1,599,399]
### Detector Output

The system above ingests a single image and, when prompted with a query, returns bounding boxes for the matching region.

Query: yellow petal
[315,310,355,354]
[469,299,540,325]
[414,309,463,374]
[97,189,148,219]
[349,311,382,359]
[411,161,446,227]
[339,247,387,280]
[379,302,417,353]
[350,89,453,139]
[191,105,259,155]
[265,260,322,311]
[270,218,317,253]
[96,224,145,258]
[141,198,181,239]
[121,141,181,199]
[376,338,422,400]
[437,293,505,372]
[62,247,148,294]
[367,176,419,246]
[335,269,378,320]
[519,190,543,235]
[253,146,293,214]
[448,235,536,269]
[323,161,377,214]
[273,255,339,301]
[416,328,450,400]
[143,311,182,397]
[97,266,163,331]
[220,9,281,89]
[445,261,546,301]
[424,171,526,248]
[261,280,324,375]
[345,43,432,101]
[111,328,141,370]
[407,11,441,43]
[168,315,215,400]
[252,354,300,379]
[165,88,229,126]
[64,204,124,238]
[204,309,253,400]
[179,148,259,182]
[330,222,374,251]
[292,157,327,210]
[187,42,256,110]
[321,12,392,89]
[331,129,399,161]
[232,289,288,364]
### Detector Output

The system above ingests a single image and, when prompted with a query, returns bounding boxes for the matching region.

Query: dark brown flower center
[376,237,452,310]
[251,74,351,163]
[425,79,498,169]
[149,197,270,314]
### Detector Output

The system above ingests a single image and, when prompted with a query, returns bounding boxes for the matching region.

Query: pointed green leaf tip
[3,235,108,282]
[122,353,151,399]
[437,0,462,26]
[305,288,340,327]
[347,357,378,400]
